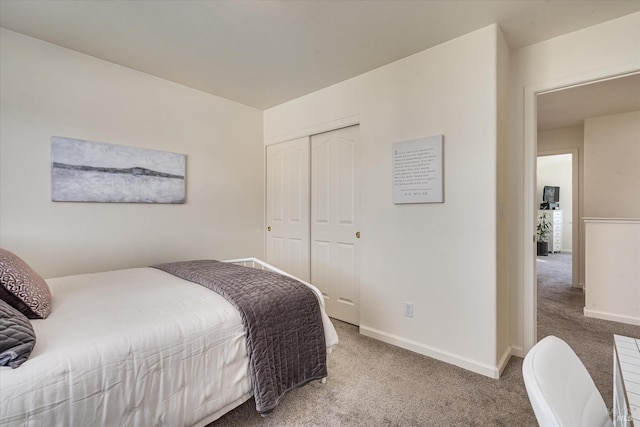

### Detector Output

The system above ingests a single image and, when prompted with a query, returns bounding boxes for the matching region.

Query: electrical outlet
[403,302,413,318]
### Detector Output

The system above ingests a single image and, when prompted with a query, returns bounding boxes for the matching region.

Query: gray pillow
[0,248,51,319]
[0,298,36,368]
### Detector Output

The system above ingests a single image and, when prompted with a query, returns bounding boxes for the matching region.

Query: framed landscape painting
[51,136,186,204]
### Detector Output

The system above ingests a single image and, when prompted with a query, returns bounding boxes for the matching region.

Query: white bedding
[0,266,334,426]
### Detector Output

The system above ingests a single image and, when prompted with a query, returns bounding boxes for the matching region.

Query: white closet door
[311,126,360,325]
[266,137,310,282]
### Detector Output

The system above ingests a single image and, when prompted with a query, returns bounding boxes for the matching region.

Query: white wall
[582,112,640,324]
[584,219,640,326]
[509,12,640,354]
[537,154,573,252]
[0,29,265,278]
[265,25,506,377]
[584,111,640,218]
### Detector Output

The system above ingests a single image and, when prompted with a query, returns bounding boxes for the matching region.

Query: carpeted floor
[536,252,640,407]
[210,253,640,426]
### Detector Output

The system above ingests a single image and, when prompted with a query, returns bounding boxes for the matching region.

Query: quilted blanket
[152,260,327,415]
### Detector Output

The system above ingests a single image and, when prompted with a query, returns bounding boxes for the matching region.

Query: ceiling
[537,73,640,131]
[1,1,640,111]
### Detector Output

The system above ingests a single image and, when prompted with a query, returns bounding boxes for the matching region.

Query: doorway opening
[537,154,573,250]
[536,152,576,339]
[524,71,640,352]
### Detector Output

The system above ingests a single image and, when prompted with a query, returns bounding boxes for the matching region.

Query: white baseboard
[584,308,640,326]
[496,346,512,376]
[359,324,507,379]
[510,345,525,358]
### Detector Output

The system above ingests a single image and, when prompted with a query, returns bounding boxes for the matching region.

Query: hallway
[537,253,640,403]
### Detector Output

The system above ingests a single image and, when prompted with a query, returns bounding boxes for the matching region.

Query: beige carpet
[536,253,640,407]
[210,254,640,426]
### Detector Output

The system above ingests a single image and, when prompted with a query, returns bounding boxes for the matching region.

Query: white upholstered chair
[522,335,613,427]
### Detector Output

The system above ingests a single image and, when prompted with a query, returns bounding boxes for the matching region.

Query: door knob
[356,231,360,239]
[267,226,271,232]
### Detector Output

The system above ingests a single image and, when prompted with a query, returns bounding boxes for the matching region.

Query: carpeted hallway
[211,254,640,426]
[536,252,640,409]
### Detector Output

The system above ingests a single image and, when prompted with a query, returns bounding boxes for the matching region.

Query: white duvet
[0,267,336,426]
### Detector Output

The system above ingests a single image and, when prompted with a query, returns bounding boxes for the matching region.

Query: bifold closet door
[265,137,310,282]
[311,126,360,325]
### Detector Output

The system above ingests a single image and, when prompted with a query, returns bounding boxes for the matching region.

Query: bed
[0,252,338,427]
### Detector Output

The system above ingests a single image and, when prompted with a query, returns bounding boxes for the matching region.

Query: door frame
[522,68,640,354]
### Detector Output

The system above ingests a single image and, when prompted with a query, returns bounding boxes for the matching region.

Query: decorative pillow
[0,248,51,319]
[0,298,36,368]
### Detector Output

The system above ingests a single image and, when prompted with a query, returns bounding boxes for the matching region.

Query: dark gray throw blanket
[152,260,327,415]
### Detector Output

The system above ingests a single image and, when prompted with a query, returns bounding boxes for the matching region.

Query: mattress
[0,267,253,427]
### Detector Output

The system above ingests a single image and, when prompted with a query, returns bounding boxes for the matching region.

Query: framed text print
[392,134,443,204]
[51,136,186,204]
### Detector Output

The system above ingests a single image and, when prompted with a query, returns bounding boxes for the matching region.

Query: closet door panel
[266,137,310,282]
[311,126,360,325]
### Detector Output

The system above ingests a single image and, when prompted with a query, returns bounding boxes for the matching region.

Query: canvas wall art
[392,134,444,204]
[51,137,186,204]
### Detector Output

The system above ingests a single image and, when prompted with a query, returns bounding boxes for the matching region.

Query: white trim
[496,346,512,377]
[360,324,503,379]
[523,84,538,356]
[264,114,361,146]
[511,346,525,358]
[583,217,640,224]
[522,66,640,355]
[584,308,640,327]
